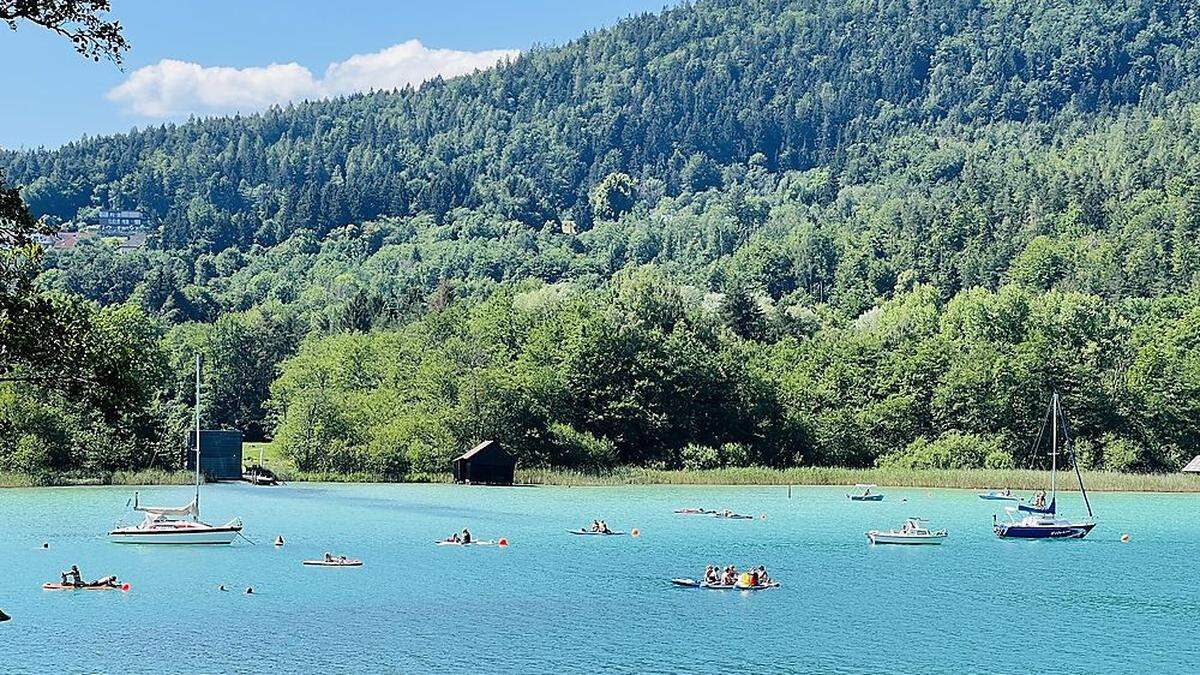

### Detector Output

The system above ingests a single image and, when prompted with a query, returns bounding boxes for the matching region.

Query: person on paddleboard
[61,565,83,587]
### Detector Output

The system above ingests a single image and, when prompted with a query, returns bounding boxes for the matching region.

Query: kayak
[302,559,363,567]
[567,529,626,536]
[42,582,129,592]
[435,540,496,546]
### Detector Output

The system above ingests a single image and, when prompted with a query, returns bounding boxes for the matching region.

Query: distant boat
[978,490,1019,501]
[867,518,947,545]
[109,355,243,545]
[994,393,1095,540]
[847,484,883,501]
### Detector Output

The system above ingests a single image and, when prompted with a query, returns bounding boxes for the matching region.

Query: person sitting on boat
[324,552,334,562]
[756,566,770,584]
[722,566,737,585]
[1033,490,1047,508]
[461,529,472,545]
[590,520,600,532]
[704,565,719,584]
[599,520,611,534]
[1003,487,1012,497]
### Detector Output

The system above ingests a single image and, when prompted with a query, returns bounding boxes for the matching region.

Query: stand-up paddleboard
[435,540,496,546]
[42,582,130,591]
[567,529,626,536]
[671,578,778,590]
[302,559,362,567]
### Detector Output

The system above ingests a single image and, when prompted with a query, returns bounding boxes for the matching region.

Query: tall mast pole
[195,353,202,515]
[1050,391,1058,506]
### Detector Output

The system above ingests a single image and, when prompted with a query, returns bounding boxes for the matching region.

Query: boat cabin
[453,440,516,485]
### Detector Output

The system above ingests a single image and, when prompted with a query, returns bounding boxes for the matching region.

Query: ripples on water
[0,484,1197,673]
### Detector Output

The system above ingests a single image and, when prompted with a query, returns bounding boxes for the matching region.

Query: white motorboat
[866,518,947,545]
[109,355,243,545]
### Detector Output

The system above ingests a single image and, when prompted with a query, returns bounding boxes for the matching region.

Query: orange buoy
[498,538,509,547]
[631,528,640,537]
[120,583,131,592]
[1120,533,1130,543]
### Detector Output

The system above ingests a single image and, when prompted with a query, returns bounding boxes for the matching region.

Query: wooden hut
[453,440,515,485]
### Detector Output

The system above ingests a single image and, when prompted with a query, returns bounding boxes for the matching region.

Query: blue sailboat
[994,393,1095,540]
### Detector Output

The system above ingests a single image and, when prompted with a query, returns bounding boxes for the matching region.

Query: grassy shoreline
[3,465,1199,492]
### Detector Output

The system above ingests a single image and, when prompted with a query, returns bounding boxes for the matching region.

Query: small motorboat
[674,508,717,515]
[567,529,626,535]
[978,490,1019,501]
[302,557,362,567]
[847,484,884,501]
[711,510,754,520]
[867,518,947,545]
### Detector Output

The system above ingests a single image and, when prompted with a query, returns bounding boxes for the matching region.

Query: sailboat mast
[194,353,201,515]
[1050,392,1058,505]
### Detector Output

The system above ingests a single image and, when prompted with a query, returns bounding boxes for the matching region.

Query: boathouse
[453,440,516,485]
[185,430,244,481]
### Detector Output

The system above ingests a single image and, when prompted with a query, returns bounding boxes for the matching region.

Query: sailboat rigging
[993,392,1095,539]
[109,355,243,545]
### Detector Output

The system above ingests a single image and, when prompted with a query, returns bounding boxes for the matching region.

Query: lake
[0,483,1196,673]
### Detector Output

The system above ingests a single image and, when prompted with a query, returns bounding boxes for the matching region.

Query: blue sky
[0,1,673,149]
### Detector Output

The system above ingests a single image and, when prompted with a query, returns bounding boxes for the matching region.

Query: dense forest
[2,0,1200,479]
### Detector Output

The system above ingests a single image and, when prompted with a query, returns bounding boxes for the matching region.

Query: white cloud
[107,40,517,118]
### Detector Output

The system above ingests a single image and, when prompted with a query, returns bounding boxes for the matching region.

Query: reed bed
[0,469,195,488]
[516,466,1200,492]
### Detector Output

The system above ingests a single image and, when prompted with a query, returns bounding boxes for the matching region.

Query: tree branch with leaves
[1,0,128,64]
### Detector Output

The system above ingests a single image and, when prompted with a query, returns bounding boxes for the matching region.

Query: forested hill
[4,0,1200,481]
[4,0,1200,250]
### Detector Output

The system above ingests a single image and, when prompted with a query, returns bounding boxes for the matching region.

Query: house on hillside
[453,440,516,485]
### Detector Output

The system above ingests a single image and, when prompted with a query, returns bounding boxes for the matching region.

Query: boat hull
[867,532,946,545]
[848,494,884,501]
[994,522,1095,539]
[109,525,242,545]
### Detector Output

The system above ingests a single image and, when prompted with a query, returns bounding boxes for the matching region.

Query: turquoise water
[1,483,1197,673]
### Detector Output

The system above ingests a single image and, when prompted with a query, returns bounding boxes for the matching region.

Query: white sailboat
[109,355,243,545]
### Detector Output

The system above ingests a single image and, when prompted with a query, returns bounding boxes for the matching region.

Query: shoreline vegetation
[3,466,1198,493]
